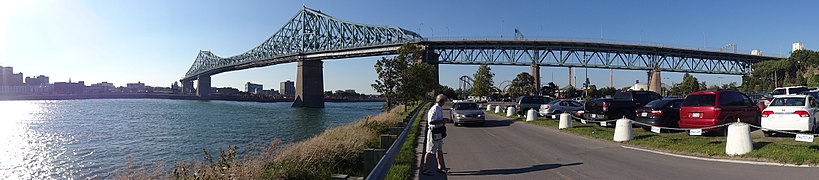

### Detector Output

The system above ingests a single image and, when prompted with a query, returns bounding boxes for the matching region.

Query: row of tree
[373,46,819,107]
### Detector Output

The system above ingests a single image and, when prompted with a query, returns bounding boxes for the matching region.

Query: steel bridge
[181,6,779,107]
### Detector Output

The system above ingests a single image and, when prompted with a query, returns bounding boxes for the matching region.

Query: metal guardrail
[366,102,428,180]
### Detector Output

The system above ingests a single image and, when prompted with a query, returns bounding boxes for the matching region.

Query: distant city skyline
[2,0,817,94]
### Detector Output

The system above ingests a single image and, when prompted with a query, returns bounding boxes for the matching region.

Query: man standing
[423,94,447,175]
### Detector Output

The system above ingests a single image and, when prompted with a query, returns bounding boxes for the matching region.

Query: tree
[440,85,457,100]
[564,86,578,98]
[508,72,536,97]
[676,73,700,95]
[599,87,618,98]
[540,82,559,97]
[372,44,434,110]
[471,64,494,97]
[372,56,404,110]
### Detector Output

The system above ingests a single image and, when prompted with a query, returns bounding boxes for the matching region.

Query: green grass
[485,110,819,165]
[386,103,430,180]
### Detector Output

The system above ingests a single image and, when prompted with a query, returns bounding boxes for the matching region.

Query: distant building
[88,82,115,93]
[280,80,295,96]
[24,75,49,86]
[53,81,85,94]
[258,89,280,96]
[245,82,263,94]
[344,89,356,94]
[213,87,240,94]
[0,66,24,86]
[126,81,146,92]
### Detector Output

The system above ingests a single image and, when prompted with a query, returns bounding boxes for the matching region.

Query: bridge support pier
[531,64,541,95]
[181,80,194,94]
[292,60,324,108]
[196,75,211,97]
[647,69,662,95]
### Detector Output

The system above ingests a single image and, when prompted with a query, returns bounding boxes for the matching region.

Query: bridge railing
[366,102,428,180]
[423,36,787,58]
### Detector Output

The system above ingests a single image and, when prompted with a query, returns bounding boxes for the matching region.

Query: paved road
[416,105,819,180]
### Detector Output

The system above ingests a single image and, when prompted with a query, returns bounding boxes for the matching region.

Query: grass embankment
[485,110,819,165]
[115,104,418,179]
[385,103,430,180]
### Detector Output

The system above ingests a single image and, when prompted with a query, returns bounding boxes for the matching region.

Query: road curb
[621,145,819,168]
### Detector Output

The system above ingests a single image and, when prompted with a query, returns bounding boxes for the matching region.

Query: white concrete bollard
[506,106,515,117]
[486,104,493,111]
[526,109,537,121]
[494,106,501,113]
[559,113,572,129]
[725,123,753,155]
[613,118,633,142]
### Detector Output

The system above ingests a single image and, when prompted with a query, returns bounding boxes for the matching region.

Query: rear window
[614,92,632,100]
[682,94,716,107]
[645,100,670,108]
[453,103,480,110]
[771,89,785,95]
[789,87,809,94]
[521,97,545,104]
[769,98,806,106]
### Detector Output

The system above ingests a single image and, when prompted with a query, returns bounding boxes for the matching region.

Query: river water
[0,99,383,179]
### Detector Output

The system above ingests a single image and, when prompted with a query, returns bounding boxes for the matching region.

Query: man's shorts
[426,129,443,154]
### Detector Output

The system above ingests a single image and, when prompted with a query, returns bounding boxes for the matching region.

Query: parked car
[539,99,584,116]
[771,86,809,96]
[450,102,486,126]
[761,95,819,136]
[678,90,761,135]
[583,91,662,126]
[634,98,683,131]
[516,96,553,115]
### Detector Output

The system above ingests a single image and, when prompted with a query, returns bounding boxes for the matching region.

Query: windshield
[453,103,480,110]
[682,94,716,107]
[769,97,806,106]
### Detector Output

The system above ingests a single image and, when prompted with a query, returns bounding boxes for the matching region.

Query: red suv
[678,90,761,135]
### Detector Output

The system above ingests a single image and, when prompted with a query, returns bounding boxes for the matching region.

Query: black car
[634,98,684,131]
[583,91,663,127]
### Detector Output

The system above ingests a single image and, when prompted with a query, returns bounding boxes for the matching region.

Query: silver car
[539,99,584,116]
[450,102,486,126]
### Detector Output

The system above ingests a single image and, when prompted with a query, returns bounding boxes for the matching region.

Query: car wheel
[454,123,460,127]
[641,126,651,132]
[479,122,486,126]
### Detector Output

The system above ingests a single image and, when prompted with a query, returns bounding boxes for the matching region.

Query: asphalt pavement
[415,103,819,180]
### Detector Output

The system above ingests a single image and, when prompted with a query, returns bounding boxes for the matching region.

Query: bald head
[436,94,447,104]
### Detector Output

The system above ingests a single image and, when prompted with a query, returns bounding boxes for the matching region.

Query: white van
[771,86,810,96]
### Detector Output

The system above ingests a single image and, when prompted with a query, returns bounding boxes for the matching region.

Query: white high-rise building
[793,42,805,52]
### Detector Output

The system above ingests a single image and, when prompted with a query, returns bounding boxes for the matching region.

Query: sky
[1,0,817,94]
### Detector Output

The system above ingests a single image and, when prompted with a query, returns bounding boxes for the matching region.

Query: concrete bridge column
[196,75,211,97]
[648,69,662,94]
[181,80,194,94]
[531,64,541,95]
[292,60,324,108]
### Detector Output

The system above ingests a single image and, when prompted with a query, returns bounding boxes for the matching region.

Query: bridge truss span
[424,40,778,75]
[182,6,423,81]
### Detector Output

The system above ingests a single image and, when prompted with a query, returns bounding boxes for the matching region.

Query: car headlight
[457,114,466,118]
[477,114,484,117]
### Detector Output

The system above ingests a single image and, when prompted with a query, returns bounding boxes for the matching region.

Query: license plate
[591,114,597,118]
[796,134,815,143]
[641,112,648,117]
[651,126,661,133]
[600,122,607,126]
[689,129,703,136]
[691,113,701,118]
[581,119,587,124]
